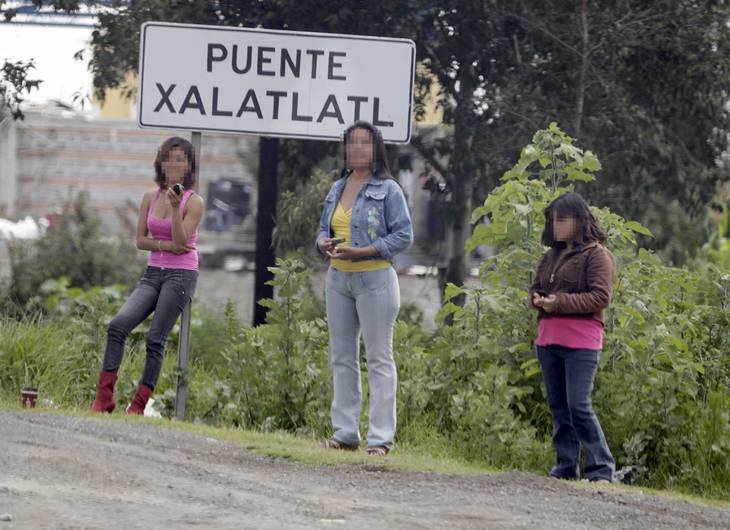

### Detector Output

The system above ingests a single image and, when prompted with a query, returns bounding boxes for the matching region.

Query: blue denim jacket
[316,174,413,261]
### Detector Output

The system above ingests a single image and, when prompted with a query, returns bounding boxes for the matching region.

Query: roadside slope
[0,411,727,530]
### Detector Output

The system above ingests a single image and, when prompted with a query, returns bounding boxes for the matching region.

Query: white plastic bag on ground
[144,398,162,418]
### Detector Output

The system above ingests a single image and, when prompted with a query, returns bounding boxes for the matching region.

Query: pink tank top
[536,316,604,350]
[147,188,199,271]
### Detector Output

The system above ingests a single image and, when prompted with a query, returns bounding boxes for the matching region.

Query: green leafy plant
[274,168,336,262]
[198,258,330,433]
[4,191,143,314]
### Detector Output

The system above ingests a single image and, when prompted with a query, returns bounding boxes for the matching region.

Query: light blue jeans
[325,266,400,449]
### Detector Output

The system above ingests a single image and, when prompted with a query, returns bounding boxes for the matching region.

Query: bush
[274,168,337,264]
[3,191,143,313]
[196,258,331,433]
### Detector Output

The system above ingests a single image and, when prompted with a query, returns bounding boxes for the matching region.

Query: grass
[174,421,497,474]
[0,394,495,475]
[571,479,730,510]
[2,395,729,511]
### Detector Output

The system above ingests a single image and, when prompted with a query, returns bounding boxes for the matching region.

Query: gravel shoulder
[0,410,728,530]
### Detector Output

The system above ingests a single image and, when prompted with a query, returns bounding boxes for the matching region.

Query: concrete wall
[0,115,17,218]
[13,111,257,234]
[4,111,469,272]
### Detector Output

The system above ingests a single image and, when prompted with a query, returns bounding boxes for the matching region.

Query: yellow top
[330,202,391,272]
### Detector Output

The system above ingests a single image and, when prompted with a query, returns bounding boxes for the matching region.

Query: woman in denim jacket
[316,121,413,456]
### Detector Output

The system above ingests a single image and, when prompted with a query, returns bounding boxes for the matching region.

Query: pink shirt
[147,189,199,271]
[536,316,604,350]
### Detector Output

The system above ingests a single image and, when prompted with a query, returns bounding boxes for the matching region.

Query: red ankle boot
[125,384,153,415]
[90,371,118,413]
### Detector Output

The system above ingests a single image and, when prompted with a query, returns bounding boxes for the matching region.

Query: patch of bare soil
[1,411,727,530]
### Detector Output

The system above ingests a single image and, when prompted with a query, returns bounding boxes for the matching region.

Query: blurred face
[161,147,190,185]
[553,213,577,242]
[346,127,375,171]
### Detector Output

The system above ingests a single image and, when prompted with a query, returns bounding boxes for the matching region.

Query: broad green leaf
[625,221,654,237]
[443,283,467,302]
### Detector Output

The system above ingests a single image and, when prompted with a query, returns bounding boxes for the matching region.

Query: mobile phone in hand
[172,183,183,196]
[330,238,345,246]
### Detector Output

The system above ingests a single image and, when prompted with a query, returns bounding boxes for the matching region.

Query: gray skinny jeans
[102,266,197,390]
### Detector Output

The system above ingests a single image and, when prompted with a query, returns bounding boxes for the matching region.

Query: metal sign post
[175,130,201,420]
[252,136,278,326]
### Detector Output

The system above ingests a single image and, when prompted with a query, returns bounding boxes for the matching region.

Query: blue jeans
[536,345,615,481]
[102,266,198,390]
[325,266,400,449]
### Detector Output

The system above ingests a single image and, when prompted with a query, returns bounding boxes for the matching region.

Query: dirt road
[0,411,727,530]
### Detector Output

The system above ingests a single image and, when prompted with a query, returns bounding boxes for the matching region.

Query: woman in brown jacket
[529,192,616,483]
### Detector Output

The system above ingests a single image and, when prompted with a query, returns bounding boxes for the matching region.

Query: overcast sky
[0,8,97,114]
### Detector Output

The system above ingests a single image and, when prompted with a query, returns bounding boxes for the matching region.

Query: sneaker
[550,473,578,481]
[616,465,639,485]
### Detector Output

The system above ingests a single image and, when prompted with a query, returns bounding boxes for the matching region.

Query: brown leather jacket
[528,241,616,325]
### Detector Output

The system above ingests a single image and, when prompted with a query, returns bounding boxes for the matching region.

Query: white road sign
[138,22,416,143]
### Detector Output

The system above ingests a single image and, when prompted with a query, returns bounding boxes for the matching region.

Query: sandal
[366,445,390,456]
[322,438,358,451]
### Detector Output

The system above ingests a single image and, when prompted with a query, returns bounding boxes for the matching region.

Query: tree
[409,0,730,300]
[500,0,730,216]
[10,0,729,300]
[0,59,42,120]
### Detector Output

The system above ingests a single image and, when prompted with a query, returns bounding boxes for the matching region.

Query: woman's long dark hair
[341,121,392,180]
[541,192,608,247]
[154,136,197,190]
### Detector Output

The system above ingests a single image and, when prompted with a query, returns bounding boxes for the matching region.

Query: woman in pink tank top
[90,137,204,415]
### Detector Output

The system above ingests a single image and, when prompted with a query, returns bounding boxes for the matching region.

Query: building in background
[0,1,256,231]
